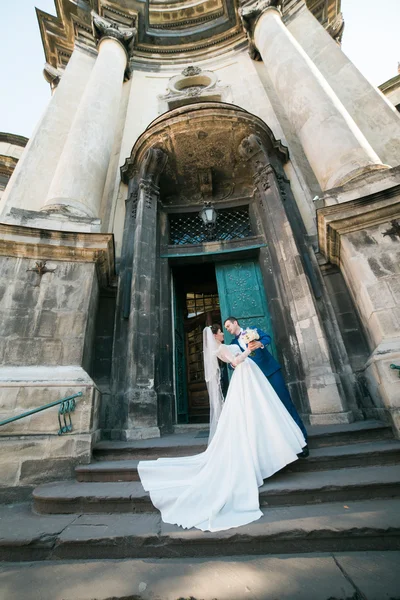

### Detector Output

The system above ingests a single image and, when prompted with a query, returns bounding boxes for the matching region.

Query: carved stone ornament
[382,219,400,238]
[137,147,168,207]
[182,66,202,77]
[92,13,137,56]
[239,0,282,60]
[326,12,345,44]
[43,62,63,88]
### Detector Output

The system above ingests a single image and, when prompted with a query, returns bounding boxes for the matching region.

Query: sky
[0,0,399,138]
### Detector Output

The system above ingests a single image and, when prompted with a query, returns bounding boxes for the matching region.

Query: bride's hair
[210,323,221,335]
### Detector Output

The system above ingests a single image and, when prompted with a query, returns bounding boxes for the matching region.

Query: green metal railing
[0,392,83,435]
[390,364,400,379]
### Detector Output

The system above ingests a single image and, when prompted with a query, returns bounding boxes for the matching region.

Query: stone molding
[0,223,115,288]
[317,185,400,266]
[0,133,28,148]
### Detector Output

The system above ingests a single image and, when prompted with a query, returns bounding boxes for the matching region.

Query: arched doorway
[115,102,346,439]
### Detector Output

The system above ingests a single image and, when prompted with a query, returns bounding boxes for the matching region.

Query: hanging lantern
[199,201,217,241]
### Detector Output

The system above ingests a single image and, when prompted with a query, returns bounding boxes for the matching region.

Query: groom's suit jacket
[230,328,280,378]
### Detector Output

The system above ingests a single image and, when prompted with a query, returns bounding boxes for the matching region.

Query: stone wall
[0,258,97,368]
[339,225,400,431]
[0,226,114,494]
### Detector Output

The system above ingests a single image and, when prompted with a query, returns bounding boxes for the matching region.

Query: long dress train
[138,344,306,532]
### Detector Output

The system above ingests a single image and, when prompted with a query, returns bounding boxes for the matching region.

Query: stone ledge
[0,221,115,288]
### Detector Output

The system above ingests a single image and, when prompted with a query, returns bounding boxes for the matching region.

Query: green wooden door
[174,288,189,423]
[215,259,277,358]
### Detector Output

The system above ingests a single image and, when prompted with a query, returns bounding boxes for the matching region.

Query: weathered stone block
[35,310,58,338]
[0,461,20,486]
[19,458,77,485]
[56,312,86,338]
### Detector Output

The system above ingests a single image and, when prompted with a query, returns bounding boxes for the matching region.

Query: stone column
[42,16,135,218]
[0,48,96,219]
[239,133,353,424]
[240,1,389,191]
[125,147,168,440]
[287,4,400,168]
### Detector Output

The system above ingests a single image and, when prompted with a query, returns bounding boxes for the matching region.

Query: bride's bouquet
[240,327,260,356]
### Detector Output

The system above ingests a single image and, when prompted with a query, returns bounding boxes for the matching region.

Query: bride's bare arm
[216,345,251,367]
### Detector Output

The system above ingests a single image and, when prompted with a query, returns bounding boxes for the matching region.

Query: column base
[309,411,354,426]
[121,426,161,441]
[41,197,96,219]
[6,207,101,233]
[326,163,391,190]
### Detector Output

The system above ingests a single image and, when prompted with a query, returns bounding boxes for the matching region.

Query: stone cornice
[0,223,116,288]
[317,184,400,266]
[379,73,400,95]
[36,0,344,68]
[0,133,28,147]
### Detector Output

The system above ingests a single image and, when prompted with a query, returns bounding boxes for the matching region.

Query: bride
[138,324,307,532]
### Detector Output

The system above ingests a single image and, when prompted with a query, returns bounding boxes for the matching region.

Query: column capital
[239,0,282,59]
[92,12,137,60]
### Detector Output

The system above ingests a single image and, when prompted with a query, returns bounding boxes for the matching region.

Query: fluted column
[125,147,168,440]
[240,1,389,191]
[42,16,135,218]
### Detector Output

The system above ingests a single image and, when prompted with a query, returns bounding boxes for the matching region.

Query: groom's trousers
[267,370,308,442]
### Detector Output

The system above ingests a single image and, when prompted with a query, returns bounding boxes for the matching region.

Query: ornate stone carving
[239,134,274,200]
[254,164,274,193]
[326,12,345,44]
[182,65,202,77]
[160,67,219,105]
[239,0,282,61]
[382,219,400,238]
[43,62,63,89]
[129,190,139,219]
[92,13,137,56]
[137,147,168,209]
[238,134,268,161]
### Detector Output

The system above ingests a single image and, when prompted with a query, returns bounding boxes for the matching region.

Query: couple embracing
[138,317,308,532]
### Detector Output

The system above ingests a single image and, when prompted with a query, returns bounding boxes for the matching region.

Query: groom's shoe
[297,445,309,458]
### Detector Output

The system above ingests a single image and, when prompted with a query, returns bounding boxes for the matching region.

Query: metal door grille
[169,207,252,245]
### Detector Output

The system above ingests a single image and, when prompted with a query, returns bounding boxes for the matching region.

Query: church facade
[1,0,400,491]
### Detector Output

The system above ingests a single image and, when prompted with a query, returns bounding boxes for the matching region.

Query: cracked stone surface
[1,552,400,599]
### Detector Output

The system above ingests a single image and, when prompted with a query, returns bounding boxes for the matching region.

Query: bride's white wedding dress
[138,343,306,532]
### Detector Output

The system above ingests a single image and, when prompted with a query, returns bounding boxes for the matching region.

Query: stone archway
[112,102,351,440]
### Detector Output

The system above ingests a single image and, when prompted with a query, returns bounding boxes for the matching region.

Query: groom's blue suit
[230,329,308,441]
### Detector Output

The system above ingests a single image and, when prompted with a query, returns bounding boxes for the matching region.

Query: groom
[224,316,309,455]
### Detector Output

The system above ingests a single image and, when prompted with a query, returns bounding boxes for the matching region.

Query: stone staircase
[1,420,400,562]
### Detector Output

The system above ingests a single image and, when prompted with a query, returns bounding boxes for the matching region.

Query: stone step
[93,420,394,461]
[33,464,400,515]
[2,499,400,562]
[76,439,400,482]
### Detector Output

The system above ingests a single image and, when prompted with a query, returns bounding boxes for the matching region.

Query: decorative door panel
[215,260,277,358]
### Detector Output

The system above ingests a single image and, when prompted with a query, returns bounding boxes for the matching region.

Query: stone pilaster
[239,133,353,424]
[42,15,136,218]
[239,2,389,191]
[124,147,168,440]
